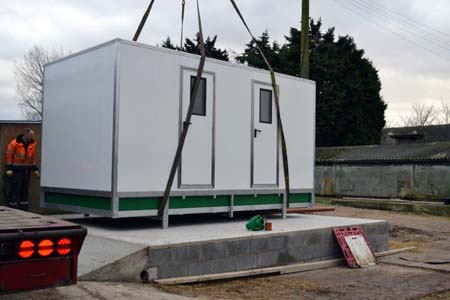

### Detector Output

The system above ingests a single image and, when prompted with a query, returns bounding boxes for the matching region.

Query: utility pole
[300,0,310,79]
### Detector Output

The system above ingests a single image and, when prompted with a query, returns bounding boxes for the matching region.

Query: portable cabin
[40,39,315,226]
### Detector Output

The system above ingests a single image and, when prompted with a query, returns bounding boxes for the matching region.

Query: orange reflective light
[57,238,71,255]
[19,240,35,258]
[38,239,54,257]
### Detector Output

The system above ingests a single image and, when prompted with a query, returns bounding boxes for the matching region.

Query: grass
[389,240,423,253]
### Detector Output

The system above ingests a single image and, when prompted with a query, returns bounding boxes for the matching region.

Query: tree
[14,46,66,120]
[401,103,437,127]
[237,19,387,146]
[236,31,282,72]
[161,37,177,50]
[162,34,229,61]
[384,118,399,129]
[439,99,450,125]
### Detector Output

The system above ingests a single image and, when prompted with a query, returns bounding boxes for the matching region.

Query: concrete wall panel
[316,164,450,200]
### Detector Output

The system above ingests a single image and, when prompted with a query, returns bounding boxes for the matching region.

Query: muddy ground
[5,205,450,300]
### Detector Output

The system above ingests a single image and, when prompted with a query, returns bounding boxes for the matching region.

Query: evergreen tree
[238,20,386,146]
[236,31,282,72]
[162,34,229,61]
[161,37,177,50]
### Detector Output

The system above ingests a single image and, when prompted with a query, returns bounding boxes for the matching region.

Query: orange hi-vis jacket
[5,134,38,172]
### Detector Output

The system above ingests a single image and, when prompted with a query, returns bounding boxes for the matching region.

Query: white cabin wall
[41,43,116,191]
[277,79,316,190]
[117,43,184,192]
[117,42,254,192]
[116,41,315,193]
[212,61,253,190]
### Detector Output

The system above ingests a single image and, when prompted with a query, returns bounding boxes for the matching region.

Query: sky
[1,0,449,125]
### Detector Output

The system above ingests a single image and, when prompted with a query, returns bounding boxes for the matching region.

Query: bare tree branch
[14,46,68,120]
[384,117,399,129]
[439,99,450,125]
[400,103,437,128]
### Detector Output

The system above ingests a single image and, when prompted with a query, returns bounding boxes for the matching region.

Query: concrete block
[287,232,307,248]
[249,237,270,253]
[311,242,341,259]
[211,257,236,273]
[378,222,390,234]
[288,247,309,261]
[287,247,301,261]
[188,261,213,276]
[276,249,296,265]
[147,267,158,280]
[173,245,202,264]
[305,230,325,246]
[149,248,175,267]
[361,222,390,252]
[159,264,188,279]
[257,251,279,268]
[202,242,226,260]
[362,224,377,236]
[224,239,250,256]
[268,235,288,251]
[234,255,258,271]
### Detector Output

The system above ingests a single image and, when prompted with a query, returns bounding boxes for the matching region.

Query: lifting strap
[133,0,156,41]
[228,0,291,202]
[158,0,206,217]
[180,0,186,49]
[131,0,290,216]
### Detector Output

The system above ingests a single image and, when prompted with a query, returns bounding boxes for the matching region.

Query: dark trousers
[6,170,31,210]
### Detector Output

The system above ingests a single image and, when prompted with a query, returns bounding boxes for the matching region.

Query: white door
[179,68,214,188]
[252,82,278,187]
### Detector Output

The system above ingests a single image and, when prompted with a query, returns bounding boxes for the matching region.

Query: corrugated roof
[381,124,450,144]
[316,142,450,164]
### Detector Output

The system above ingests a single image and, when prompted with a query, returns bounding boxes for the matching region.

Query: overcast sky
[1,0,449,124]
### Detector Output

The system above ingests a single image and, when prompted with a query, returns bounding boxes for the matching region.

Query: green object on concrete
[246,215,265,231]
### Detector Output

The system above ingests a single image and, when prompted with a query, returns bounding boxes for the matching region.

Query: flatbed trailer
[0,206,86,293]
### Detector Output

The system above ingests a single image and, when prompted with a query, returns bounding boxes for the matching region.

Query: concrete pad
[76,214,386,247]
[78,235,147,279]
[71,214,389,281]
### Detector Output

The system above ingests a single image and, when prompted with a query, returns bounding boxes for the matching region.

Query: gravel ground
[4,205,450,300]
[1,282,204,300]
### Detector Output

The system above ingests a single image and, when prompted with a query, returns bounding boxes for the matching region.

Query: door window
[190,76,207,116]
[259,89,272,124]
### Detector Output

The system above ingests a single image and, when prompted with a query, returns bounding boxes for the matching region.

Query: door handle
[254,129,262,138]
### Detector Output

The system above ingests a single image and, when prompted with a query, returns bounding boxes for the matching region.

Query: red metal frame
[333,226,375,268]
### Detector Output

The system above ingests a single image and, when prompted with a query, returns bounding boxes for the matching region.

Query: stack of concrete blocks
[147,222,389,279]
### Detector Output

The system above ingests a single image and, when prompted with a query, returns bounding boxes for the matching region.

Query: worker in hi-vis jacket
[5,128,40,210]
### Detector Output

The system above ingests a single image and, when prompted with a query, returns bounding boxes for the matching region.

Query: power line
[331,0,450,62]
[345,0,450,51]
[357,0,450,40]
[354,0,450,47]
